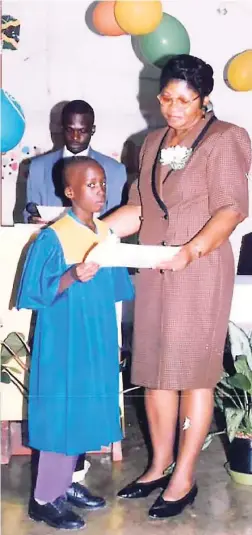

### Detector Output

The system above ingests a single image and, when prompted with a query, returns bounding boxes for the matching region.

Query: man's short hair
[62,100,95,125]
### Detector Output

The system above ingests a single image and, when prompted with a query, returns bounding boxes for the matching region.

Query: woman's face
[158,79,209,131]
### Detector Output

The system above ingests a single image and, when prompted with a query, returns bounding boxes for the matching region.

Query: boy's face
[64,163,106,213]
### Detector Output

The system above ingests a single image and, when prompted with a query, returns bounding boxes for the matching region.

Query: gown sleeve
[111,267,135,302]
[206,125,251,217]
[16,228,66,310]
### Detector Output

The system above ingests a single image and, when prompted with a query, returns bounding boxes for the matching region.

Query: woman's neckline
[164,111,215,149]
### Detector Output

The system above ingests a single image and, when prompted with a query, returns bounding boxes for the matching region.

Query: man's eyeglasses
[158,94,200,109]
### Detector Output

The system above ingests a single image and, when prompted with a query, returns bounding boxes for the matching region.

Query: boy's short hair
[62,156,104,188]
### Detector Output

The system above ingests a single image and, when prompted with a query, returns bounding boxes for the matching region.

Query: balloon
[92,1,125,36]
[1,90,25,153]
[227,50,252,91]
[114,1,162,35]
[137,13,190,68]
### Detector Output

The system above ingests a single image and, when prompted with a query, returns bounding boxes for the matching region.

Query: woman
[105,55,251,519]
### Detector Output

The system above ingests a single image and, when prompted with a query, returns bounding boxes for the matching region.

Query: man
[24,100,127,509]
[25,99,127,222]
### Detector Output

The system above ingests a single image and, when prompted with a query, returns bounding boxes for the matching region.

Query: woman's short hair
[160,54,214,99]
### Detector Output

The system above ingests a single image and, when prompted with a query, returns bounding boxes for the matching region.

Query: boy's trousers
[35,451,78,502]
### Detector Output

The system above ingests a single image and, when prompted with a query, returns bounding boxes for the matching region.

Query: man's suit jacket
[25,147,127,221]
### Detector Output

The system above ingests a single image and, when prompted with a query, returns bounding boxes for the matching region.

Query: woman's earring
[202,105,207,119]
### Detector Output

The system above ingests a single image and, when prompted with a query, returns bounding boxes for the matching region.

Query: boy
[17,156,134,530]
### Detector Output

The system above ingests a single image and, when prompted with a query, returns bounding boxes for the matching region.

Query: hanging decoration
[114,1,162,36]
[227,50,252,91]
[92,1,125,36]
[137,13,190,68]
[1,90,26,153]
[1,15,20,50]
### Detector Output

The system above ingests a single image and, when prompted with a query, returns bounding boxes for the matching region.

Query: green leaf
[0,353,12,365]
[202,433,215,451]
[228,322,252,370]
[225,407,245,441]
[234,356,252,393]
[5,366,21,374]
[214,394,224,410]
[202,431,226,451]
[235,355,252,377]
[215,383,240,408]
[243,412,252,432]
[1,332,28,360]
[227,373,251,392]
[1,370,11,384]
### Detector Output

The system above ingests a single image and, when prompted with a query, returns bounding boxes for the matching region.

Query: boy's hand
[71,262,100,283]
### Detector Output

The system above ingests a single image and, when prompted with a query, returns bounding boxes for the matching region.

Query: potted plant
[1,331,29,395]
[204,321,252,485]
[1,332,30,462]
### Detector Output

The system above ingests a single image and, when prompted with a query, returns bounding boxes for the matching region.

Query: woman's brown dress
[128,113,251,390]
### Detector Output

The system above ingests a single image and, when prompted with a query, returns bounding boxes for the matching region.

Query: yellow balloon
[227,50,252,91]
[114,1,162,35]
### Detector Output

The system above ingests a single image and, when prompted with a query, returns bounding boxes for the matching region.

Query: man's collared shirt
[63,146,90,158]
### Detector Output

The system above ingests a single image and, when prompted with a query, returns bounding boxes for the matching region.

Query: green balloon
[138,13,190,68]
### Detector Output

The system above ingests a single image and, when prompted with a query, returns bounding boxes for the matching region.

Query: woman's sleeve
[207,125,251,217]
[127,136,148,207]
[16,228,65,310]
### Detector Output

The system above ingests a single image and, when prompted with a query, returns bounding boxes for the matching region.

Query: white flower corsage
[160,145,193,170]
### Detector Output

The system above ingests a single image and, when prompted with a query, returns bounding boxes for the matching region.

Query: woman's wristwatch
[191,243,202,260]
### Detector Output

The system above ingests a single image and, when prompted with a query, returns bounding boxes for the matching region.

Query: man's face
[63,112,95,154]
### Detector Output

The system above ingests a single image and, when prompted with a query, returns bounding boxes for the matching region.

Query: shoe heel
[189,489,198,506]
[29,513,43,523]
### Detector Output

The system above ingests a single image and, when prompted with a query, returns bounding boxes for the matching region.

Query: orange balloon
[92,1,126,36]
[227,50,252,91]
[115,1,162,35]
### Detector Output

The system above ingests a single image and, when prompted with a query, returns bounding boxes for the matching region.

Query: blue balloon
[1,89,25,152]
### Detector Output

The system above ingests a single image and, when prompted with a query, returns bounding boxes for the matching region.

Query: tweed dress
[128,113,251,390]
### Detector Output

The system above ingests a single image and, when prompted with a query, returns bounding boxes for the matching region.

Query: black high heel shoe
[117,468,174,499]
[149,483,198,518]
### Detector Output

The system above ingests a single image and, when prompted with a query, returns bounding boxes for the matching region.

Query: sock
[34,498,47,505]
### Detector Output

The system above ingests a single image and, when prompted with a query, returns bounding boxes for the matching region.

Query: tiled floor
[2,400,252,535]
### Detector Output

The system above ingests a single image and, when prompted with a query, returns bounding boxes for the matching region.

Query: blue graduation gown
[16,214,134,455]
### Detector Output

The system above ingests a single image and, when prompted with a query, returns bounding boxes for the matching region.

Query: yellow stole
[50,214,109,265]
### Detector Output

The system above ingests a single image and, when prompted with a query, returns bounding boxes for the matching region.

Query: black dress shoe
[28,495,85,530]
[117,473,172,499]
[66,483,106,509]
[149,483,198,519]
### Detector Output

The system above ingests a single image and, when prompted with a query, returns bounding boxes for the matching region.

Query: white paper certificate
[38,206,68,222]
[86,241,181,269]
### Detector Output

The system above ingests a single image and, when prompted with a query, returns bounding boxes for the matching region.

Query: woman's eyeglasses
[158,94,200,109]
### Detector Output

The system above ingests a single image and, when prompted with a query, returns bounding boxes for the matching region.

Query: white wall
[2,0,252,223]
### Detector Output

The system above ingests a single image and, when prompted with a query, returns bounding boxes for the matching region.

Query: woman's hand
[71,262,100,282]
[28,216,48,225]
[155,244,194,272]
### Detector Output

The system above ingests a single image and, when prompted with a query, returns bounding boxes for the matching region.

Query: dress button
[135,268,140,274]
[160,269,165,274]
[163,214,168,220]
[139,216,144,222]
[161,241,167,246]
